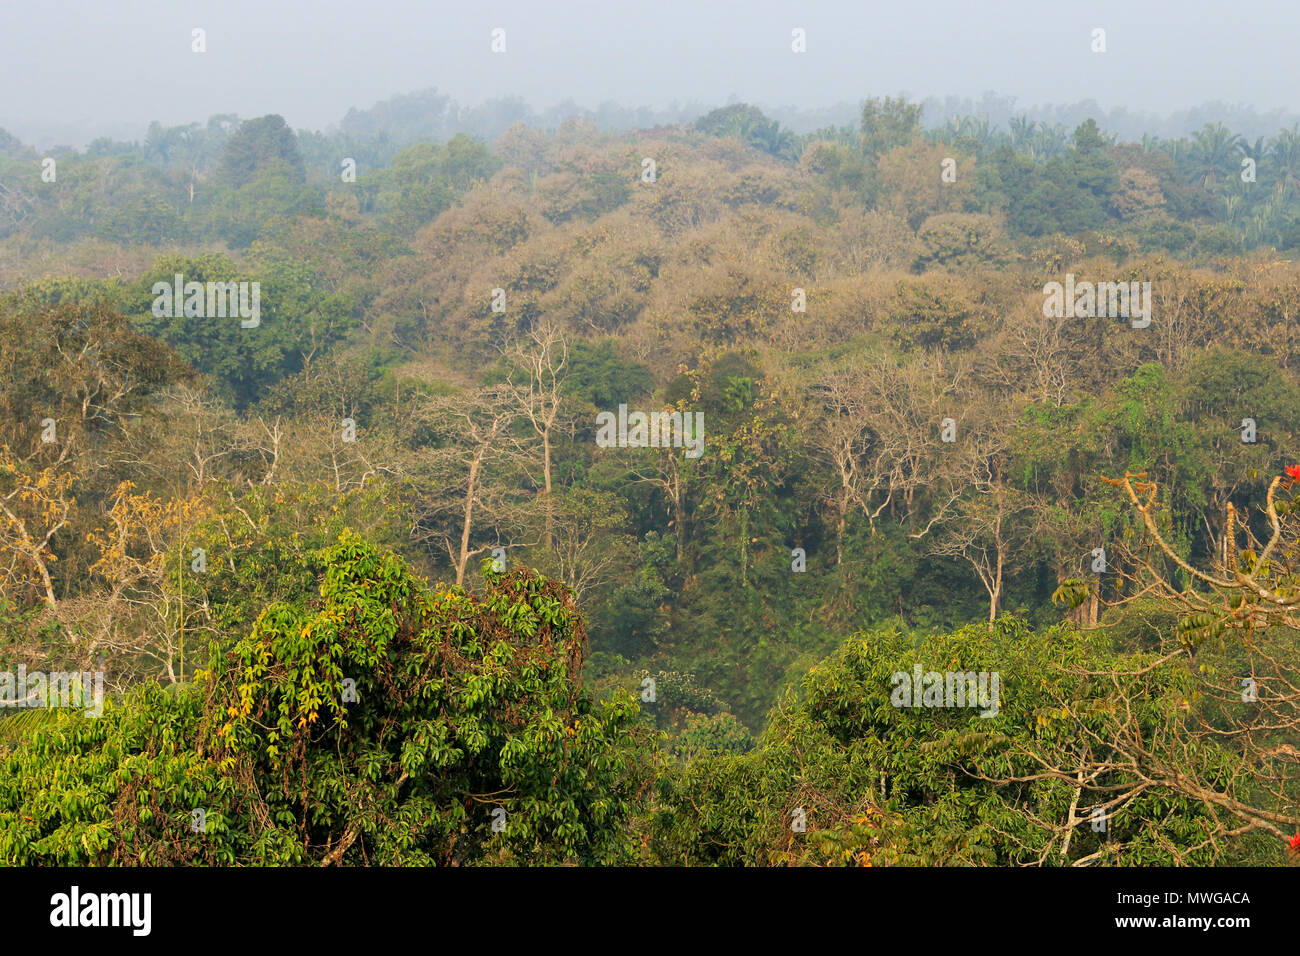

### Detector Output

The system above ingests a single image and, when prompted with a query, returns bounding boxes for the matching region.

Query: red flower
[1286,465,1300,483]
[1289,833,1300,853]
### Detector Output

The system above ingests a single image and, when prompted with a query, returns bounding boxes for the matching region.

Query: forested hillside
[1,96,1298,866]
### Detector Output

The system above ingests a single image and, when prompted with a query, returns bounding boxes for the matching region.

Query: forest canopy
[1,96,1299,866]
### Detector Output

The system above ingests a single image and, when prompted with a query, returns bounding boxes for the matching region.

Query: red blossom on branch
[1289,833,1300,853]
[1285,465,1300,484]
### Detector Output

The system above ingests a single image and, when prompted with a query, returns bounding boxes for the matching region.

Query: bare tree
[805,364,890,565]
[986,306,1073,406]
[547,488,635,604]
[503,319,569,552]
[410,386,527,587]
[1030,469,1300,850]
[804,352,974,564]
[930,475,1036,625]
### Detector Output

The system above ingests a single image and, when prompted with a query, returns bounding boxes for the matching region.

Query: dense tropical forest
[1,91,1299,866]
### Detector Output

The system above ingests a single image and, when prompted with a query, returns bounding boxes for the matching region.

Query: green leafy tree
[859,96,923,159]
[0,533,650,865]
[215,115,306,188]
[696,104,797,160]
[654,621,1286,866]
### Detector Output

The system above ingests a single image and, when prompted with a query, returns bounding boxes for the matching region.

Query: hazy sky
[3,0,1299,144]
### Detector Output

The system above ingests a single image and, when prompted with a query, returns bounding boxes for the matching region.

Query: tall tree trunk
[542,427,553,552]
[740,509,748,588]
[456,454,483,587]
[670,464,686,564]
[988,548,1004,627]
[836,492,847,567]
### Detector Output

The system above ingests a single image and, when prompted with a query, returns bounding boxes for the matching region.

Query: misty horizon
[4,0,1300,148]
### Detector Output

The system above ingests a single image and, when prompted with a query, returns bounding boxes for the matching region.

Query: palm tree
[1188,123,1243,190]
[1239,135,1269,164]
[940,114,994,154]
[1247,204,1274,247]
[1237,135,1269,188]
[966,115,994,152]
[1029,123,1068,161]
[1008,115,1036,154]
[1223,191,1242,223]
[1162,136,1187,168]
[1269,125,1300,199]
